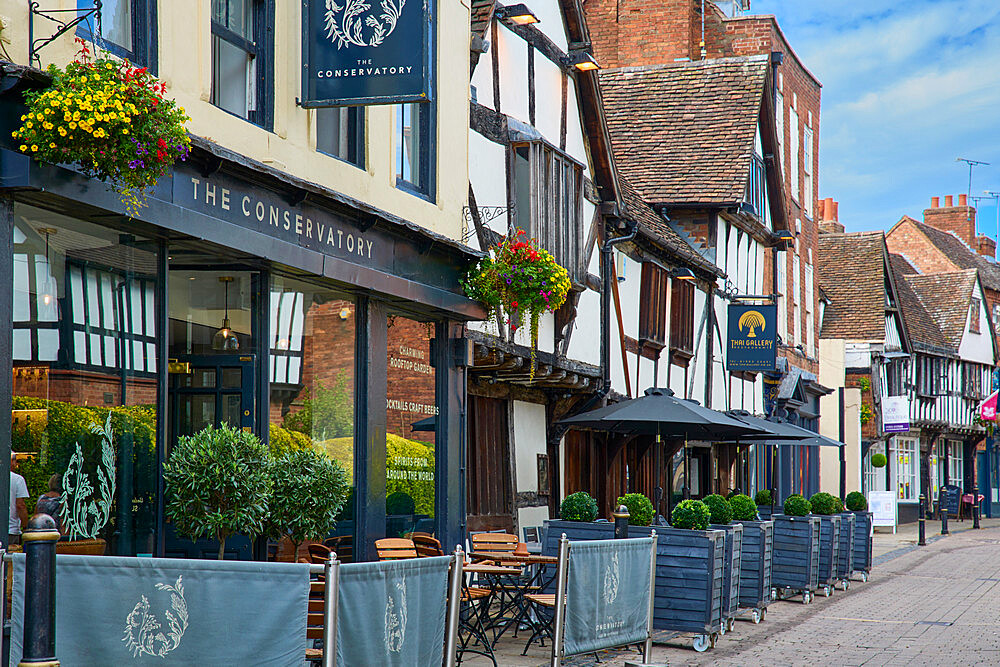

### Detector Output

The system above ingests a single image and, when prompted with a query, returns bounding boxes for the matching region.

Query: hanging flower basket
[11,39,191,216]
[463,229,571,378]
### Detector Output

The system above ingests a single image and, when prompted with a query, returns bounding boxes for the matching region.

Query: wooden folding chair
[324,535,353,563]
[413,534,445,557]
[470,533,519,562]
[375,538,418,560]
[307,543,333,564]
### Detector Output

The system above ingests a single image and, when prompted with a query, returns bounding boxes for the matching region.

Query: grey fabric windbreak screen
[563,537,654,657]
[336,556,451,667]
[9,554,310,667]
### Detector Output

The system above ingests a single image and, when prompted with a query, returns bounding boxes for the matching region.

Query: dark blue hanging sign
[727,304,777,372]
[301,0,434,107]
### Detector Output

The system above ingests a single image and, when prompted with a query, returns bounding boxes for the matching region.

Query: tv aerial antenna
[957,157,990,222]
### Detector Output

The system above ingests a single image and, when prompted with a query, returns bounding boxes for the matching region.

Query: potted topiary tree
[834,495,856,589]
[771,494,821,603]
[755,489,775,520]
[616,493,654,526]
[265,449,350,561]
[731,493,772,623]
[542,491,609,549]
[703,494,742,632]
[846,491,872,581]
[809,492,842,597]
[164,424,272,560]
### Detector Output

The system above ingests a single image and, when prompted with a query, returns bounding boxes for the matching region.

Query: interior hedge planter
[771,515,820,601]
[710,523,743,630]
[816,514,842,595]
[735,519,773,619]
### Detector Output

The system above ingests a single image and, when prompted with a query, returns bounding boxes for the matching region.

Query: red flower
[511,301,519,309]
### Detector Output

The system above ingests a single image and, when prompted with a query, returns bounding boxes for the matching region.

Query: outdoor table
[457,563,520,666]
[468,553,559,645]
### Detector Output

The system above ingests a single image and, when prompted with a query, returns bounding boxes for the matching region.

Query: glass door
[169,354,255,443]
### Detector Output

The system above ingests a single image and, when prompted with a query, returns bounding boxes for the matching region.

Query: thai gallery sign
[301,0,434,106]
[881,395,910,433]
[727,304,777,372]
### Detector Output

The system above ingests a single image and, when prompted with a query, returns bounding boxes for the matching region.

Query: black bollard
[918,494,926,546]
[613,505,630,540]
[940,505,949,535]
[973,484,981,529]
[20,513,60,667]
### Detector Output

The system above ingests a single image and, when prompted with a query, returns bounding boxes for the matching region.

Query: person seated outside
[35,474,63,535]
[8,454,29,546]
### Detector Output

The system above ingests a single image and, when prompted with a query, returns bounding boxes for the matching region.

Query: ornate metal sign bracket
[28,0,103,66]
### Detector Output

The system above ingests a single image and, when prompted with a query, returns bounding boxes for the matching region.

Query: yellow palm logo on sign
[738,310,766,338]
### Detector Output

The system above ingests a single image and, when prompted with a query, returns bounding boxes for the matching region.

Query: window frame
[669,278,695,358]
[395,102,436,201]
[638,262,669,352]
[803,123,814,218]
[210,0,275,130]
[76,0,158,71]
[894,436,918,501]
[970,297,981,334]
[788,105,800,203]
[315,106,366,168]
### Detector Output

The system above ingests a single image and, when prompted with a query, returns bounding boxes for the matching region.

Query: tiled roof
[907,219,1000,292]
[902,270,977,351]
[600,56,769,205]
[618,176,718,274]
[817,232,887,340]
[471,0,495,38]
[888,253,950,352]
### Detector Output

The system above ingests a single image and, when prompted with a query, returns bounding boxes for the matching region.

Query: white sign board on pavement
[869,490,897,534]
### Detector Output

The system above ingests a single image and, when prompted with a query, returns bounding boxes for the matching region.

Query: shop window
[511,142,584,282]
[395,102,434,199]
[638,263,668,351]
[894,437,917,501]
[317,107,365,167]
[669,278,694,357]
[863,444,886,494]
[268,275,355,558]
[932,442,944,500]
[211,0,272,128]
[386,315,437,538]
[12,203,160,556]
[970,297,981,334]
[948,440,964,487]
[78,0,156,68]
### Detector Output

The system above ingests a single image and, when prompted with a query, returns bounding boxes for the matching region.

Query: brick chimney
[584,0,710,69]
[817,197,844,234]
[923,194,976,246]
[976,235,996,258]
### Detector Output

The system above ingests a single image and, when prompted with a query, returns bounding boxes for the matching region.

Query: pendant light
[37,228,58,309]
[212,276,240,351]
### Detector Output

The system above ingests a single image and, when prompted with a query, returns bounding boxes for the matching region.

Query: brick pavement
[473,520,1000,666]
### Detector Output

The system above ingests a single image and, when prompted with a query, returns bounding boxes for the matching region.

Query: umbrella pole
[654,432,662,525]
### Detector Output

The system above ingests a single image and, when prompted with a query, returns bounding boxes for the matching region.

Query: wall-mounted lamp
[339,306,352,320]
[496,3,539,25]
[562,51,600,72]
[671,268,696,281]
[771,228,795,248]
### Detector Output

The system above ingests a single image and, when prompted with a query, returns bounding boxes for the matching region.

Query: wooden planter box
[771,515,820,592]
[757,505,776,521]
[836,513,856,580]
[816,514,842,588]
[735,520,772,610]
[542,521,726,636]
[710,523,743,622]
[853,511,873,575]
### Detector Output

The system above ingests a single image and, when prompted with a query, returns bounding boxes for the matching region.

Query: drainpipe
[601,216,639,396]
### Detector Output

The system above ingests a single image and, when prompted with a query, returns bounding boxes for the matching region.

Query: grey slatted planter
[542,521,727,650]
[816,514,841,597]
[710,523,743,632]
[836,512,856,589]
[735,519,772,624]
[757,505,776,521]
[852,511,873,581]
[771,514,820,604]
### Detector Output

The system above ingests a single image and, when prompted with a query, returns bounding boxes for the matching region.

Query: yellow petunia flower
[58,127,67,136]
[122,128,129,134]
[30,145,38,152]
[69,122,77,129]
[19,145,26,152]
[49,142,55,149]
[25,121,32,129]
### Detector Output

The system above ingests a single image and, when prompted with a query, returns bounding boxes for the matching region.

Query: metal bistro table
[458,562,522,666]
[469,552,559,646]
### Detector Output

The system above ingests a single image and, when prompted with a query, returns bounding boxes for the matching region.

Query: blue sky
[749,0,1000,238]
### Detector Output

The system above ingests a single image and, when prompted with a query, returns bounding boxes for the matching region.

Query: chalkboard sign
[939,485,961,517]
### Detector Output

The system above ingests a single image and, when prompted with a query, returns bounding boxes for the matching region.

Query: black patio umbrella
[559,388,772,523]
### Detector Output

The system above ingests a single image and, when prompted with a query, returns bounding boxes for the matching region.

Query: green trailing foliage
[809,492,839,515]
[616,493,654,526]
[754,489,772,506]
[702,494,733,525]
[164,423,272,560]
[870,453,887,468]
[671,499,711,530]
[729,494,758,521]
[783,493,812,516]
[265,448,350,561]
[560,491,599,522]
[846,491,868,511]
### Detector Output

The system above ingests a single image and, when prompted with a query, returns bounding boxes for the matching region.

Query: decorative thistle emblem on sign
[324,0,407,48]
[384,578,408,653]
[603,552,620,605]
[738,309,766,338]
[123,576,189,658]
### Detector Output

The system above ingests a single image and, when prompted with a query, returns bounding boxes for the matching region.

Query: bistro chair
[324,535,353,563]
[306,543,333,564]
[470,533,519,562]
[375,538,418,560]
[413,533,445,557]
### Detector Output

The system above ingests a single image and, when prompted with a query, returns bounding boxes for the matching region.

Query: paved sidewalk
[472,519,1000,666]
